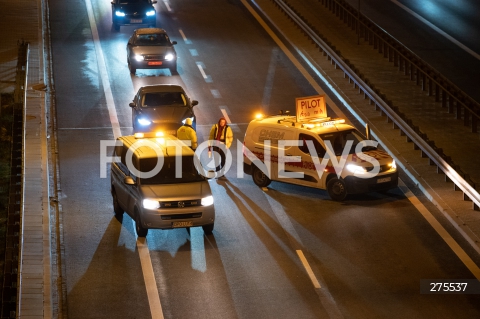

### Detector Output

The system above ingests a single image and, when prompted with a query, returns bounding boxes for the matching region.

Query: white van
[111,133,215,237]
[243,114,398,200]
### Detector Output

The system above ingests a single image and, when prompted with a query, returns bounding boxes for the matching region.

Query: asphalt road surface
[48,0,480,318]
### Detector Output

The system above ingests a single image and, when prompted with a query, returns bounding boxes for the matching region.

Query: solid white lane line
[137,237,165,319]
[196,62,208,79]
[220,108,231,124]
[162,0,171,12]
[86,1,164,316]
[178,29,192,44]
[85,0,121,139]
[398,179,480,279]
[296,250,321,289]
[391,0,480,60]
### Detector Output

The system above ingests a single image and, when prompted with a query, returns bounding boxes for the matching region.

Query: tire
[169,63,177,75]
[252,165,271,188]
[128,62,136,75]
[327,177,348,201]
[112,189,124,216]
[202,223,214,234]
[135,210,148,237]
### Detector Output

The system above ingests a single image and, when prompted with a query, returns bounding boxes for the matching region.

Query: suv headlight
[201,195,213,206]
[146,10,155,16]
[143,199,159,210]
[134,55,144,62]
[164,53,175,61]
[137,118,151,126]
[115,11,125,17]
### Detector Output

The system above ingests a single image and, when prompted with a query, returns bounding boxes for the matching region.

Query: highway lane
[343,0,480,103]
[48,0,480,317]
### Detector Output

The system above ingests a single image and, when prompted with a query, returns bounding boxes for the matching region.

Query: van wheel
[327,178,348,201]
[135,210,148,237]
[112,190,124,216]
[202,223,214,234]
[252,165,271,188]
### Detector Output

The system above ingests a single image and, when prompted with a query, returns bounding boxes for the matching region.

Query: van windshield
[137,156,205,185]
[319,129,374,156]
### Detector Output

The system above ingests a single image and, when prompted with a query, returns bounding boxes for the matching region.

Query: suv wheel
[202,223,214,234]
[327,178,348,201]
[112,189,124,216]
[252,165,271,188]
[135,210,148,237]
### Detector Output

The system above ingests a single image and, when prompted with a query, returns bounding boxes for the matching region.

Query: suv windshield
[138,156,205,185]
[142,92,186,107]
[320,129,373,156]
[134,34,169,46]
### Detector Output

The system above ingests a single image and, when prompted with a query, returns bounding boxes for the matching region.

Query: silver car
[126,28,177,75]
[129,84,198,134]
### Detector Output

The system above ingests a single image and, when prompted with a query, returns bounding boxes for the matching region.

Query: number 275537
[430,282,467,292]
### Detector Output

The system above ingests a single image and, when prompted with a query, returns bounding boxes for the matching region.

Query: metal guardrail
[318,0,480,133]
[257,0,480,210]
[1,40,28,319]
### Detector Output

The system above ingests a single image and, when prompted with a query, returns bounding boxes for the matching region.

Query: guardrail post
[464,108,470,127]
[455,101,462,120]
[472,113,478,133]
[448,96,454,114]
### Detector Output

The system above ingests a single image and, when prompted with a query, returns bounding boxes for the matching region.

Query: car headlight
[201,195,214,206]
[134,55,144,62]
[115,11,125,17]
[137,118,152,126]
[389,160,397,170]
[346,164,367,175]
[182,117,194,125]
[143,199,159,210]
[164,53,175,61]
[146,10,155,16]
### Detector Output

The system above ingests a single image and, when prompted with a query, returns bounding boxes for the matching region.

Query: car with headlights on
[130,84,198,134]
[111,133,215,237]
[111,0,157,31]
[127,28,177,75]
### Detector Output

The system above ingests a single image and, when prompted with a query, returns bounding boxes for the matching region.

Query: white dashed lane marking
[178,29,192,44]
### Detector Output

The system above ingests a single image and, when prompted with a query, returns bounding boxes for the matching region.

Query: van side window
[299,133,326,157]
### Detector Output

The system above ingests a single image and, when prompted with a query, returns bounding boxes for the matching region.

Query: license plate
[148,61,162,66]
[172,221,193,228]
[130,19,142,23]
[377,177,391,183]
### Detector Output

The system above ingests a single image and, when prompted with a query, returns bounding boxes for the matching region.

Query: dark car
[127,28,177,75]
[130,85,199,134]
[111,0,157,31]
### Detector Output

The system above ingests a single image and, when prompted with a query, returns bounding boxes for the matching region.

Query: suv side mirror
[124,176,135,185]
[129,102,136,108]
[152,0,158,3]
[191,100,198,107]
